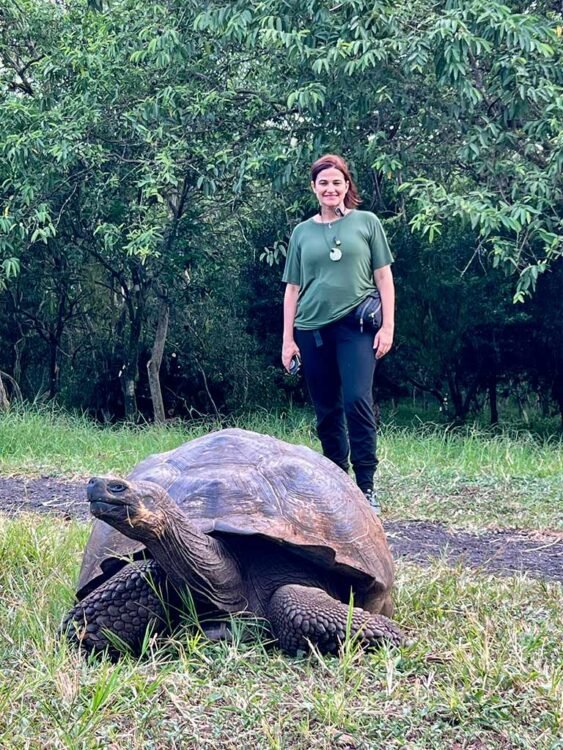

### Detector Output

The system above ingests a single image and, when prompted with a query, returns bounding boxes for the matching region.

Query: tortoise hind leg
[61,560,171,658]
[267,584,403,656]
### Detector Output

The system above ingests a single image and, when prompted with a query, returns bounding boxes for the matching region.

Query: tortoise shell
[76,428,394,599]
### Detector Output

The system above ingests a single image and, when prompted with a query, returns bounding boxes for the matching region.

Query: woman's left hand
[374,326,394,359]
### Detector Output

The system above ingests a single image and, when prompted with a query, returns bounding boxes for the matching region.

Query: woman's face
[311,167,349,211]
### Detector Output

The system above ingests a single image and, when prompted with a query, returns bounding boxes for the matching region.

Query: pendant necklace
[329,235,342,261]
[321,209,345,262]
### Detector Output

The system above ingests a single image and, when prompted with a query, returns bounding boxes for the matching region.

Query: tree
[390,223,528,423]
[197,0,562,299]
[1,0,561,423]
[0,0,287,418]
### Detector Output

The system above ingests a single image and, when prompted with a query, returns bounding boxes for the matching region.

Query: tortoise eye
[108,481,128,493]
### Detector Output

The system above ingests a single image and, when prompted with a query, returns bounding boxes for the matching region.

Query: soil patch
[385,521,562,583]
[0,476,561,583]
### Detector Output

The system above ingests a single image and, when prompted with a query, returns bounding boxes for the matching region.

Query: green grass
[0,408,562,748]
[0,515,561,749]
[379,422,563,530]
[0,406,318,476]
[1,405,561,529]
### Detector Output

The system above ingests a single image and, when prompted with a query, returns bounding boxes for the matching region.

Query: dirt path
[0,476,561,583]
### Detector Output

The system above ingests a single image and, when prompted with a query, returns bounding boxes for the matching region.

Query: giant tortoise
[62,428,402,656]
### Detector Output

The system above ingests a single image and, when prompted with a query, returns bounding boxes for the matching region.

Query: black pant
[295,313,378,492]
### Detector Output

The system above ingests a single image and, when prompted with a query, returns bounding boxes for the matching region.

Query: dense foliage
[0,0,561,423]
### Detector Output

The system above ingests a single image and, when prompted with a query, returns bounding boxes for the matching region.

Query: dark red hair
[310,154,362,208]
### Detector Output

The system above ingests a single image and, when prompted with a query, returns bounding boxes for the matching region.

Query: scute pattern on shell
[77,429,394,599]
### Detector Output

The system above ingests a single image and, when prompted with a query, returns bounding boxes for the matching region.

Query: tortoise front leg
[267,584,403,656]
[61,560,171,658]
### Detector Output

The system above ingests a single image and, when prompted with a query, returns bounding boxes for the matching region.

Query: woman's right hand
[282,341,300,371]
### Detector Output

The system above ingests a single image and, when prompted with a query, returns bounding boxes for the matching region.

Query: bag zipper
[358,295,381,333]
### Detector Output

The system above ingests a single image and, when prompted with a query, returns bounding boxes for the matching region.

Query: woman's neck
[319,205,347,222]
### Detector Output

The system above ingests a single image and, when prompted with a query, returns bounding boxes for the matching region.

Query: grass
[0,406,319,476]
[0,405,561,529]
[0,407,562,748]
[379,422,563,530]
[0,515,561,749]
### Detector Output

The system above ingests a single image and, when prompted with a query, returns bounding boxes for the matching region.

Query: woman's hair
[310,154,362,208]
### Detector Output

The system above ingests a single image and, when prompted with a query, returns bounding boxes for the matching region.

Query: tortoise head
[87,477,169,540]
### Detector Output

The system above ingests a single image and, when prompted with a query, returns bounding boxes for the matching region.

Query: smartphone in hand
[288,354,301,376]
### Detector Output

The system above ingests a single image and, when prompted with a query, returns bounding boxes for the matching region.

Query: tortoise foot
[60,560,171,658]
[268,584,403,656]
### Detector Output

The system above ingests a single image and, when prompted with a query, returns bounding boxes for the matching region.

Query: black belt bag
[355,291,382,333]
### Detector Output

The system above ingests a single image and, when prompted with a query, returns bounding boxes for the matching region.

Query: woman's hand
[282,341,300,371]
[282,284,300,370]
[372,265,395,360]
[374,326,393,359]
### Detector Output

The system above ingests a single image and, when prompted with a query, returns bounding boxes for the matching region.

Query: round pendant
[329,247,342,261]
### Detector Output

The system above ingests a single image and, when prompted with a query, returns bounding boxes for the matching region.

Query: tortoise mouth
[89,497,121,508]
[89,498,129,520]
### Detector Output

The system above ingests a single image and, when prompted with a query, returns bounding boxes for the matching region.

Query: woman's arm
[282,283,301,370]
[373,265,395,359]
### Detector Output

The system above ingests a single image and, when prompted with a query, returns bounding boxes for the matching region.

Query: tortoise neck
[144,503,246,612]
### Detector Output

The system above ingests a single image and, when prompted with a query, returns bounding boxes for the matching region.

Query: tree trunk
[0,370,22,410]
[48,335,60,399]
[120,290,144,423]
[147,299,169,424]
[0,373,9,411]
[121,375,138,421]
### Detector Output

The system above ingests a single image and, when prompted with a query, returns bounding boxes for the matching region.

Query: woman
[281,154,395,511]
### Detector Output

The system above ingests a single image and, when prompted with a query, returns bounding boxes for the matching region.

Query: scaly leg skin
[267,584,403,656]
[61,560,171,658]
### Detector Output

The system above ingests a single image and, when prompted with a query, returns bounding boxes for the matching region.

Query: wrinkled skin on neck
[87,477,247,612]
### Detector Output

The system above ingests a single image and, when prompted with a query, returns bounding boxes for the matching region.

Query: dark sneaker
[363,487,381,515]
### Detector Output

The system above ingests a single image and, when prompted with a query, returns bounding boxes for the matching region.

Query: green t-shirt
[282,210,393,330]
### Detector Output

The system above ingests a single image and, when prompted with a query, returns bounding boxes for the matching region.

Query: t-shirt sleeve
[369,215,394,270]
[282,230,302,285]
